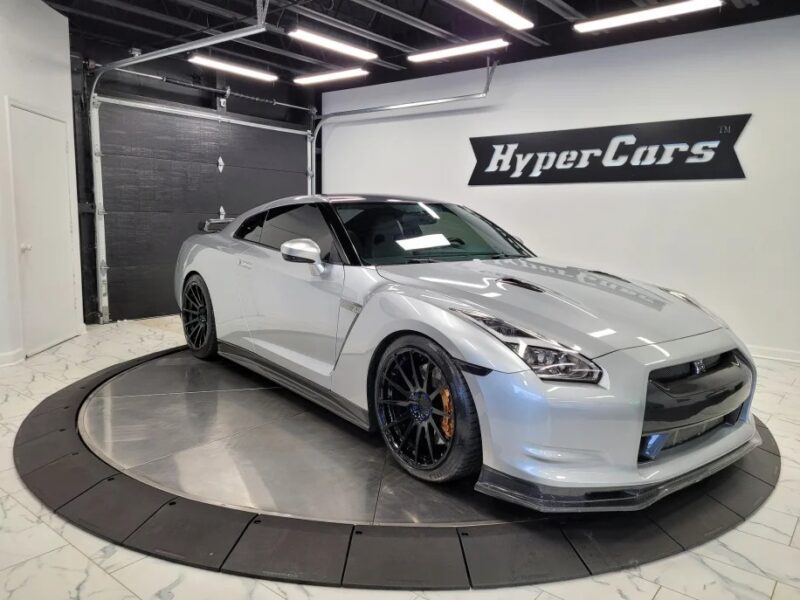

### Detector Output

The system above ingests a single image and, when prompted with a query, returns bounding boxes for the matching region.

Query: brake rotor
[441,387,454,440]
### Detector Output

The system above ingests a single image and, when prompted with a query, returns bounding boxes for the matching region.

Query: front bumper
[465,328,761,512]
[475,431,760,512]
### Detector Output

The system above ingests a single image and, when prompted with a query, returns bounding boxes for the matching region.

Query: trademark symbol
[719,125,732,134]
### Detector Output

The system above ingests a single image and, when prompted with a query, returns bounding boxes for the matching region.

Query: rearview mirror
[281,238,324,274]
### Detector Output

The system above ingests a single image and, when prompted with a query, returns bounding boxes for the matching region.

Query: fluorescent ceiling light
[294,68,369,85]
[188,55,278,82]
[288,28,378,61]
[462,0,534,30]
[574,0,723,33]
[408,38,509,63]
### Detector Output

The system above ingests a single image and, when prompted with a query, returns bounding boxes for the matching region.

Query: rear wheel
[181,274,218,360]
[374,335,482,482]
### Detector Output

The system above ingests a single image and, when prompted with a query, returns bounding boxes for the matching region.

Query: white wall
[0,0,83,365]
[322,17,800,362]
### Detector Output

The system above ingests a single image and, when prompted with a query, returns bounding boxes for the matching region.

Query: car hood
[376,257,721,358]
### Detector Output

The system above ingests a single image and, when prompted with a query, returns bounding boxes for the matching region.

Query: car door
[239,202,345,388]
[227,210,269,353]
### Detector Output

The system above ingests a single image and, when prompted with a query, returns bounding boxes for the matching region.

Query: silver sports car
[175,194,760,512]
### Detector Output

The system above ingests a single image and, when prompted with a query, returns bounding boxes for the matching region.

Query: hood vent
[496,278,545,293]
[586,270,630,283]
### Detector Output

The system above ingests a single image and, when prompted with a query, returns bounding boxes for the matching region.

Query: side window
[234,212,266,243]
[260,203,339,263]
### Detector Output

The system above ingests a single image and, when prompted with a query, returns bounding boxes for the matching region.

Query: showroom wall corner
[0,0,83,365]
[321,16,800,363]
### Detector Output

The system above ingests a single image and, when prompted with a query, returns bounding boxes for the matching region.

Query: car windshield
[333,201,532,265]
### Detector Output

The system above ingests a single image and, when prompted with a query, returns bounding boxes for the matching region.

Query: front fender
[331,288,527,415]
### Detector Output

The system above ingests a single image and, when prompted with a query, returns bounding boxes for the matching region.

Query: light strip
[574,0,723,33]
[188,55,278,82]
[288,28,378,61]
[462,0,534,30]
[408,38,509,63]
[294,68,369,85]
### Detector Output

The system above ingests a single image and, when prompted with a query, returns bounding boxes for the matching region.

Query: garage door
[98,101,308,320]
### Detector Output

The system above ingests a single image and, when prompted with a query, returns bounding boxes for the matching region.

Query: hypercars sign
[468,114,750,185]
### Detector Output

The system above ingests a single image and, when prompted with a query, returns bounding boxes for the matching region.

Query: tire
[181,274,218,360]
[373,335,482,482]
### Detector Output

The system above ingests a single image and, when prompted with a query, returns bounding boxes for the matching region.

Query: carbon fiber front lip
[474,432,761,513]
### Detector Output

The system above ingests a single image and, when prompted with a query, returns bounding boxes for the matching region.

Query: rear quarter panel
[175,233,244,341]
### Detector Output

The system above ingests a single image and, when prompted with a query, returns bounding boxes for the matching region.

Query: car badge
[693,359,706,375]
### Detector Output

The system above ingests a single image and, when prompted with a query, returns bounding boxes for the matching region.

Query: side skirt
[218,341,372,431]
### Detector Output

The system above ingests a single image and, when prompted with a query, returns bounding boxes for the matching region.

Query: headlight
[514,345,602,383]
[453,309,602,383]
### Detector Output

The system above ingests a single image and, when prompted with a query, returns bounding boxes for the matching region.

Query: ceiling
[50,0,797,90]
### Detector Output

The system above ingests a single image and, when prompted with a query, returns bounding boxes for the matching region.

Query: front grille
[639,350,752,461]
[650,351,729,383]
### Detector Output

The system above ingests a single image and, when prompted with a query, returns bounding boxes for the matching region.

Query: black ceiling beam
[90,0,333,68]
[50,3,180,41]
[347,0,466,44]
[170,0,287,35]
[534,0,584,21]
[279,1,418,53]
[168,0,406,70]
[48,2,307,75]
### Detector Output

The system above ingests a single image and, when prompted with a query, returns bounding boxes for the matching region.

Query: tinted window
[261,203,338,263]
[334,201,531,265]
[235,212,266,242]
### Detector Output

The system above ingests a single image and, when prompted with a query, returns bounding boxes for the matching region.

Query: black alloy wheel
[375,335,481,482]
[182,274,218,359]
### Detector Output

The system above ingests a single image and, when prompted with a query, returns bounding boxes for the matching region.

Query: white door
[10,106,78,355]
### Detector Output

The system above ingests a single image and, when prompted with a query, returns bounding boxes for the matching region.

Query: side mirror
[281,238,324,274]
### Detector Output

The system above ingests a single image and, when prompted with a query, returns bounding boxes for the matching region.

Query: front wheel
[374,335,482,482]
[181,274,218,360]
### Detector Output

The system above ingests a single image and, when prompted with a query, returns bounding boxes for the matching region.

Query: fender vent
[496,278,544,293]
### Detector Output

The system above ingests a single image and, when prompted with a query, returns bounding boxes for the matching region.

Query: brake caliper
[441,388,454,440]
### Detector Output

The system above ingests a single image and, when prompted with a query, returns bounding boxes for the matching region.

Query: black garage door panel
[219,167,307,210]
[105,212,213,269]
[102,156,220,214]
[108,265,177,321]
[219,122,306,171]
[100,103,306,319]
[101,104,219,162]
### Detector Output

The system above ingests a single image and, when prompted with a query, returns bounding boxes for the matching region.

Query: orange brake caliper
[441,388,454,440]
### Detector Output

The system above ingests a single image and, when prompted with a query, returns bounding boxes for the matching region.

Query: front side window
[334,201,531,265]
[260,203,338,263]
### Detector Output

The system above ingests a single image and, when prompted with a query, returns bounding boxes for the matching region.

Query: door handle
[238,259,253,269]
[20,243,32,253]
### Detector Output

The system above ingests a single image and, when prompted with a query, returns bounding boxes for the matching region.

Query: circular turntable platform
[13,348,782,590]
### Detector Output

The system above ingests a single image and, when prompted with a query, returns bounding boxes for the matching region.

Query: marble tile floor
[0,316,798,600]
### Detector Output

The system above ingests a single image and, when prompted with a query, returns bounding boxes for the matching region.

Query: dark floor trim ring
[13,347,782,590]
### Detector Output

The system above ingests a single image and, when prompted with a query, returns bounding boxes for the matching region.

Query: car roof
[273,194,446,208]
[232,194,449,224]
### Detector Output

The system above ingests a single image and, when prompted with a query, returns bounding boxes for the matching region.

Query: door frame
[4,96,84,356]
